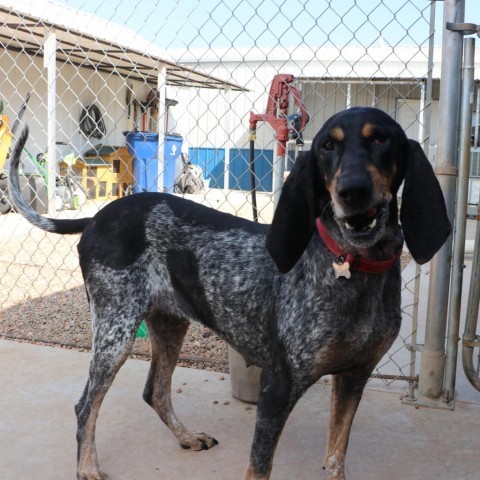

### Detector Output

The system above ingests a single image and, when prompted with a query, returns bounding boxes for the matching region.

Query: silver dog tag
[332,261,351,279]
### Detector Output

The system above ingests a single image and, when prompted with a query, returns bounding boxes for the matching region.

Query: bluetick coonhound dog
[9,107,450,480]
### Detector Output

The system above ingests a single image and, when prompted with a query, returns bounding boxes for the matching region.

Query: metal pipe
[418,80,426,147]
[297,79,430,86]
[249,135,259,222]
[405,264,422,402]
[272,123,288,209]
[370,373,419,384]
[418,0,465,401]
[463,197,480,392]
[423,0,437,156]
[404,4,438,403]
[157,65,167,192]
[406,3,437,403]
[223,86,232,193]
[475,83,480,148]
[463,79,480,392]
[346,83,352,108]
[443,38,475,403]
[44,28,57,216]
[272,148,286,209]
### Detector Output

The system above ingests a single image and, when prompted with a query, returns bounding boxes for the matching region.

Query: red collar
[316,218,402,275]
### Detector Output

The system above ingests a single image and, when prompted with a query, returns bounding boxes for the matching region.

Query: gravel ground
[0,282,230,372]
[0,205,412,374]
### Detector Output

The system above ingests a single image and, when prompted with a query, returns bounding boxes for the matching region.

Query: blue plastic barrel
[124,131,183,193]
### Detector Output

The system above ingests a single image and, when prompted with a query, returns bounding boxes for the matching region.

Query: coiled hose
[79,104,106,139]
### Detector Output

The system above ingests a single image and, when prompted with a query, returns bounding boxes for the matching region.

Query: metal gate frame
[403,0,480,410]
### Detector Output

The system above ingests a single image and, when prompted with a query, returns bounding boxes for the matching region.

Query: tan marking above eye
[362,122,376,138]
[329,127,344,142]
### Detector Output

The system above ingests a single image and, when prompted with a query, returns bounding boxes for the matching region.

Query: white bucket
[228,345,261,403]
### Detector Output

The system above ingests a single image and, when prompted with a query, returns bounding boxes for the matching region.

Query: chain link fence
[0,0,455,381]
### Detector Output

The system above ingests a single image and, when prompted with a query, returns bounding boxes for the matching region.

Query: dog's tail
[8,125,92,234]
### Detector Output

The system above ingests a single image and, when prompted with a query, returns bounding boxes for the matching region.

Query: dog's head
[267,107,451,273]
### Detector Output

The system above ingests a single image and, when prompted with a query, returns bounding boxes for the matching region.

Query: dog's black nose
[337,173,372,205]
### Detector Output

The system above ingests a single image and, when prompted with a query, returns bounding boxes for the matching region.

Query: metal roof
[0,0,246,91]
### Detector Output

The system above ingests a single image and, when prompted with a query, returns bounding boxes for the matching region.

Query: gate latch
[446,22,480,37]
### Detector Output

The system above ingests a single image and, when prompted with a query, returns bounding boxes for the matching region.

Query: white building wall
[3,43,479,174]
[170,45,480,156]
[171,64,428,153]
[1,49,149,172]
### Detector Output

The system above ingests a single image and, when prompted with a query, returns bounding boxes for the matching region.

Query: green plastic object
[135,321,149,338]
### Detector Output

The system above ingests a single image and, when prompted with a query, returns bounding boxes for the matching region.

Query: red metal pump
[248,74,309,220]
[249,73,308,154]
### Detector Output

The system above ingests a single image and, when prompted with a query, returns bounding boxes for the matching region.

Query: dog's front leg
[322,370,371,480]
[244,365,300,480]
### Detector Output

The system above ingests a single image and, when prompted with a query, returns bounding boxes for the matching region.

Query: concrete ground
[2,200,480,479]
[1,339,480,480]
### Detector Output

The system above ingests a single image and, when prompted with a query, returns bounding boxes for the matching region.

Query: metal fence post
[223,86,232,193]
[44,28,57,216]
[443,38,475,405]
[417,0,465,403]
[463,196,480,391]
[157,64,167,192]
[422,1,437,157]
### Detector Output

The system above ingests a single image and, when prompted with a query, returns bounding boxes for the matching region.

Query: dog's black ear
[400,140,451,264]
[266,150,322,273]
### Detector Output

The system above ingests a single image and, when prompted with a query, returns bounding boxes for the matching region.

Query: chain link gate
[0,0,461,385]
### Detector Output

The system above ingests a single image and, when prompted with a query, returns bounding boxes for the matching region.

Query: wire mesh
[0,0,453,380]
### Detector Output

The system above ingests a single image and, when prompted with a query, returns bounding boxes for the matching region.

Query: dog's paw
[179,431,219,451]
[77,471,109,480]
[322,456,345,480]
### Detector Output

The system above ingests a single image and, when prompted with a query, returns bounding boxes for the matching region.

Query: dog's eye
[323,139,334,151]
[372,136,386,146]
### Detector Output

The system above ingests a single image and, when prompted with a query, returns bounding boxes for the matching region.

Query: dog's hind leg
[75,294,146,480]
[143,315,219,450]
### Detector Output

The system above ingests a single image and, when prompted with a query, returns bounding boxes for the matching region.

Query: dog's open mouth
[344,207,381,233]
[337,204,387,244]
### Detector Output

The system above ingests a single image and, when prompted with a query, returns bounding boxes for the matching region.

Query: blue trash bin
[164,133,183,193]
[125,131,183,193]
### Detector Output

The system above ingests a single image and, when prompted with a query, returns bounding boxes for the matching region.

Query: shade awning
[0,0,246,91]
